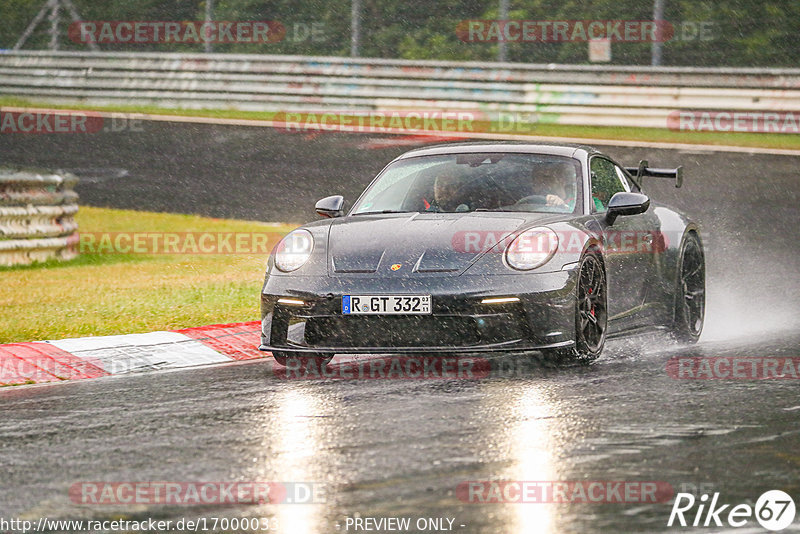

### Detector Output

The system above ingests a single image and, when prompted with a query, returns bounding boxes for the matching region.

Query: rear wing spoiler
[624,160,684,188]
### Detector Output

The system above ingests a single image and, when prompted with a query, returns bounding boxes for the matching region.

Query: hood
[327,212,533,276]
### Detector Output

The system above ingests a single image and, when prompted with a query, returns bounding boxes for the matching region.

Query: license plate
[342,295,431,315]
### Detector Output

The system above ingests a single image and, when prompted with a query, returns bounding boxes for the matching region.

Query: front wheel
[671,232,705,343]
[542,251,607,364]
[272,351,334,368]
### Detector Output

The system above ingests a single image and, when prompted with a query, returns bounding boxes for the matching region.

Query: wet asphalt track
[1,123,799,532]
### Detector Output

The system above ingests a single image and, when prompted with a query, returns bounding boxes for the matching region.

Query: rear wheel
[543,252,607,364]
[671,232,705,343]
[272,351,334,368]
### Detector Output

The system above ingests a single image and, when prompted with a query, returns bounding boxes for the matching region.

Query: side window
[590,157,626,213]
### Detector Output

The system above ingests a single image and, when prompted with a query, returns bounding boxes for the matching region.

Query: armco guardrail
[1,51,799,129]
[0,169,79,266]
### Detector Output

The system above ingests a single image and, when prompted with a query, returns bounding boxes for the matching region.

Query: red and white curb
[0,321,266,387]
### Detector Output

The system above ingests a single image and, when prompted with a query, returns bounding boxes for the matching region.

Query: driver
[426,170,469,212]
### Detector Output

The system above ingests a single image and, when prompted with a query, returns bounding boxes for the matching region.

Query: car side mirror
[605,192,650,225]
[315,195,345,218]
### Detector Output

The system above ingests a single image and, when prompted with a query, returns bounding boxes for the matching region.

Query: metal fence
[1,51,800,129]
[0,168,79,266]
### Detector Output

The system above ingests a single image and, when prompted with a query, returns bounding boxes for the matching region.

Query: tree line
[1,0,796,67]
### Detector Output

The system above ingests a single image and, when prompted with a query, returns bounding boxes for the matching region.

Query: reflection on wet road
[1,329,799,532]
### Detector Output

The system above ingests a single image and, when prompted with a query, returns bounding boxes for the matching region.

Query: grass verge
[0,207,294,343]
[1,96,798,151]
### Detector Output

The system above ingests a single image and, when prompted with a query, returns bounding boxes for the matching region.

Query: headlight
[274,229,314,272]
[505,227,558,270]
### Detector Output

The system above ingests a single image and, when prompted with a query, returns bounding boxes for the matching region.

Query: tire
[671,232,705,343]
[272,351,334,368]
[542,251,607,364]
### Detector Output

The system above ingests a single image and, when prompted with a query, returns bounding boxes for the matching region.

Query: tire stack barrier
[0,168,79,266]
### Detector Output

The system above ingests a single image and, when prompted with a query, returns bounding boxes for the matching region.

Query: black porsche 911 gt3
[259,143,705,366]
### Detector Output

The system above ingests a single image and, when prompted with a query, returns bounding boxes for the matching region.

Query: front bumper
[259,269,577,355]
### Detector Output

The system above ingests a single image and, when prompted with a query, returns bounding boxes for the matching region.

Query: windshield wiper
[353,209,413,216]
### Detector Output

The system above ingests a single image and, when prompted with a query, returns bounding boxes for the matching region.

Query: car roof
[392,142,597,161]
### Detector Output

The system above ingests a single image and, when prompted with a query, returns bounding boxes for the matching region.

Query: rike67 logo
[668,490,796,531]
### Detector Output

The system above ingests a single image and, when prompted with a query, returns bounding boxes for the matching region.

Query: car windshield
[351,153,582,215]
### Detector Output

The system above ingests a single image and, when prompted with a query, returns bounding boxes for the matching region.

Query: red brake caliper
[588,287,595,316]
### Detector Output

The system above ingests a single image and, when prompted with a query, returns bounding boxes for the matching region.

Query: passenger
[523,163,576,211]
